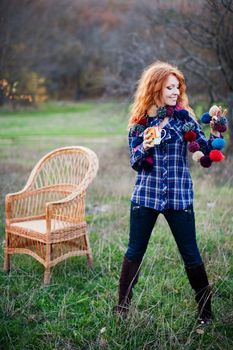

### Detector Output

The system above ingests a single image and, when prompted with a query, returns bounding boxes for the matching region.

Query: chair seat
[11,219,76,234]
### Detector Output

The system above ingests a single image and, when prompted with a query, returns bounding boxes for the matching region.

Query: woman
[114,61,224,325]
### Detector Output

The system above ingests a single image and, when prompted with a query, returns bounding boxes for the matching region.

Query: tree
[0,0,110,100]
[136,0,233,152]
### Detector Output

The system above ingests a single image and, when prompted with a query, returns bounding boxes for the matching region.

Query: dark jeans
[125,202,203,267]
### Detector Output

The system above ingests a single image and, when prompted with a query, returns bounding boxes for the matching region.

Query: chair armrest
[46,189,86,232]
[6,187,73,223]
[5,190,44,223]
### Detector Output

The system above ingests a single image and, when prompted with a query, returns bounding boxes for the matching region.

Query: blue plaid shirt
[129,109,218,211]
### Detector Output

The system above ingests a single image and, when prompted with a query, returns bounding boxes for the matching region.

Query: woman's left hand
[209,105,227,136]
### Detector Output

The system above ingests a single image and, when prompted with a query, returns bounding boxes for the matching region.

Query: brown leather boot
[185,263,212,325]
[114,256,141,316]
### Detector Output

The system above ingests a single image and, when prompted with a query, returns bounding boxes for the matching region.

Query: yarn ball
[214,116,227,125]
[211,116,218,122]
[166,106,175,118]
[213,124,227,132]
[156,107,167,120]
[200,156,212,168]
[192,151,204,162]
[201,112,212,124]
[182,121,196,132]
[188,141,200,153]
[142,156,154,171]
[209,150,225,162]
[177,109,189,120]
[211,138,226,150]
[184,130,197,142]
[209,105,220,117]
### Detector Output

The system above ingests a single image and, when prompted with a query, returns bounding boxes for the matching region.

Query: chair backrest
[26,146,99,192]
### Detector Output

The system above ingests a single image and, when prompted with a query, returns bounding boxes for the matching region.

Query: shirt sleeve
[193,120,223,155]
[128,127,153,171]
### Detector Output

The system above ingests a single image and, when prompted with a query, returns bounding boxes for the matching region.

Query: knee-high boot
[185,263,212,324]
[114,256,141,315]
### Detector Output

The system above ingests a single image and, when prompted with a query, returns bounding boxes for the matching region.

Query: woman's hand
[209,105,227,137]
[143,128,155,150]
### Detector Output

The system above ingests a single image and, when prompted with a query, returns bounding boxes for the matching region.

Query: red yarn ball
[213,124,227,132]
[209,150,225,162]
[184,130,197,142]
[200,156,212,168]
[188,141,200,153]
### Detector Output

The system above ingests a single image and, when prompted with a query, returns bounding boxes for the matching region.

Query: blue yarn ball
[177,109,189,120]
[201,112,211,124]
[211,138,226,150]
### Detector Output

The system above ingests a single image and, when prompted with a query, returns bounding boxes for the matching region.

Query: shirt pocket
[169,127,184,143]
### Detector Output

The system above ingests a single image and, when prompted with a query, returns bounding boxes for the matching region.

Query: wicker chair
[4,146,99,284]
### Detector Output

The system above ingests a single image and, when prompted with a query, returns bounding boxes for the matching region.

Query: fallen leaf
[196,328,205,334]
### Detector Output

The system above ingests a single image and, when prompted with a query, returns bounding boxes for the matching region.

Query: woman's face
[161,74,180,106]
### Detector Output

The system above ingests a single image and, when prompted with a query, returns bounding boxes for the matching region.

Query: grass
[0,100,128,138]
[0,100,233,349]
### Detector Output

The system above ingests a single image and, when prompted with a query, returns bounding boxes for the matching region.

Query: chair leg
[84,233,93,267]
[87,253,93,268]
[3,251,10,272]
[44,268,51,285]
[3,231,10,272]
[44,243,52,285]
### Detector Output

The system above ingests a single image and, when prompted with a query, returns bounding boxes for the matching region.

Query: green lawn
[0,100,128,138]
[0,101,233,349]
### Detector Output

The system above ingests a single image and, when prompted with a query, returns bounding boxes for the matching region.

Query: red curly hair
[128,61,192,128]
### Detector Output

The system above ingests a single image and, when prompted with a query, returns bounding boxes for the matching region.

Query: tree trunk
[226,91,233,155]
[0,88,5,106]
